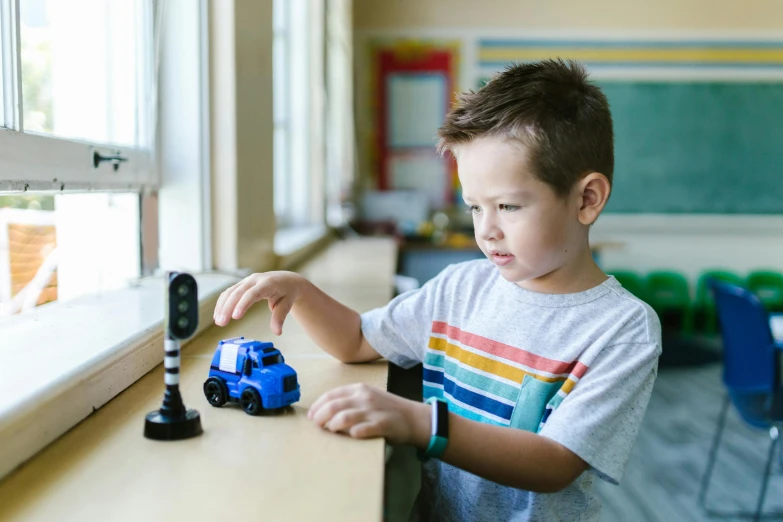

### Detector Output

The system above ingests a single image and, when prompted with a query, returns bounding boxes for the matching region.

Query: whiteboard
[388,73,446,148]
[389,151,448,208]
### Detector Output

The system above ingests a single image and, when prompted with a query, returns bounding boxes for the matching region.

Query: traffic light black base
[144,408,203,441]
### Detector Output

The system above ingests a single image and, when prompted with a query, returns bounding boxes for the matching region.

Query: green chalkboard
[599,82,783,214]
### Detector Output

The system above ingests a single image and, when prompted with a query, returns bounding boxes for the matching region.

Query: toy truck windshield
[262,354,283,366]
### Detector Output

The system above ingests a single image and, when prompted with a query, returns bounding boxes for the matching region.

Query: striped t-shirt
[361,260,661,522]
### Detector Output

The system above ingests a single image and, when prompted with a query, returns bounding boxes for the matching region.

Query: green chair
[693,270,744,335]
[608,270,647,300]
[747,270,783,313]
[645,271,693,335]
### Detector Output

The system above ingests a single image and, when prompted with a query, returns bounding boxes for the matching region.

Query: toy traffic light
[144,272,203,440]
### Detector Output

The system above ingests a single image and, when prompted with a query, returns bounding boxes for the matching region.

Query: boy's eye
[466,205,481,215]
[499,204,520,212]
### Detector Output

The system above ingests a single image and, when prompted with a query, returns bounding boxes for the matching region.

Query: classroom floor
[596,363,783,522]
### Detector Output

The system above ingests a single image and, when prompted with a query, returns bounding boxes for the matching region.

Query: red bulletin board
[374,45,459,207]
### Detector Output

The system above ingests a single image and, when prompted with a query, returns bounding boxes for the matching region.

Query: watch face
[431,400,439,436]
[435,400,449,439]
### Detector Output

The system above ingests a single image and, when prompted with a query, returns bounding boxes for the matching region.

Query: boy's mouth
[489,251,514,266]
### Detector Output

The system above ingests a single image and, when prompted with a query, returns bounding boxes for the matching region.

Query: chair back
[646,271,690,309]
[710,279,776,395]
[696,270,743,306]
[609,271,646,300]
[747,270,783,310]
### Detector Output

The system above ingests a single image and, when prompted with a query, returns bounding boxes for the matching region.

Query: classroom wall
[353,0,783,284]
[591,215,783,289]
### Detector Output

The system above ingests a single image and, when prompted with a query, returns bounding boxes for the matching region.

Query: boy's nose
[476,218,504,242]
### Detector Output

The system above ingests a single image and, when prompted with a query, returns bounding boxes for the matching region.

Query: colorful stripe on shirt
[423,321,589,428]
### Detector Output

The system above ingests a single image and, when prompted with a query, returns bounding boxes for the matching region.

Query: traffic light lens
[178,317,189,329]
[178,284,189,296]
[178,300,189,313]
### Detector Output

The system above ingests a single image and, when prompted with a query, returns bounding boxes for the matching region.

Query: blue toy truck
[203,337,300,415]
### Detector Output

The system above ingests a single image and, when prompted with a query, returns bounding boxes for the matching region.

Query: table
[0,238,397,522]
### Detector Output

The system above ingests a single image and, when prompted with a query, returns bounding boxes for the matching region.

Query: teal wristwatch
[423,397,449,459]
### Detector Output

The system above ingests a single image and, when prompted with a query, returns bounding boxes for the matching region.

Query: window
[0,0,156,315]
[272,0,291,224]
[1,0,14,129]
[0,6,5,127]
[274,0,354,237]
[1,0,155,193]
[0,192,140,316]
[20,0,150,147]
[324,0,354,228]
[273,0,319,228]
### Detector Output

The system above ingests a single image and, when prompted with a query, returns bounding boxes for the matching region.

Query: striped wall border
[478,39,783,69]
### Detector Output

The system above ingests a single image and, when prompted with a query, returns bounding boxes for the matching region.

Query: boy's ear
[575,172,611,226]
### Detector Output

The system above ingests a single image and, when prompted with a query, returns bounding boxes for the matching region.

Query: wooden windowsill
[0,237,398,522]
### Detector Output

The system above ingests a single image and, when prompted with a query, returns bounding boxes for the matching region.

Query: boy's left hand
[308,383,430,447]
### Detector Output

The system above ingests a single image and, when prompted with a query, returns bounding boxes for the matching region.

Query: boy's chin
[495,266,528,284]
[494,264,552,287]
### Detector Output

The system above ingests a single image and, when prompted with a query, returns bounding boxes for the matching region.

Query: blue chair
[698,280,783,521]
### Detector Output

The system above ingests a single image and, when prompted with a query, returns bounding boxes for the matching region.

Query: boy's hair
[437,59,614,197]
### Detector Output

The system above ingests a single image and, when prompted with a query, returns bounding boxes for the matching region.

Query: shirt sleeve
[360,264,455,369]
[538,341,661,485]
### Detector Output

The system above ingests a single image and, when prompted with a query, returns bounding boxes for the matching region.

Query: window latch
[93,150,128,171]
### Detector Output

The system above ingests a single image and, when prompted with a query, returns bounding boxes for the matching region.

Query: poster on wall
[371,42,460,211]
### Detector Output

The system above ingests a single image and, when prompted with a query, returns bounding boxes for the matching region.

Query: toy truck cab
[203,337,300,415]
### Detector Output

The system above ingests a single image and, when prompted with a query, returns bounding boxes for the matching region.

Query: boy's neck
[514,245,607,295]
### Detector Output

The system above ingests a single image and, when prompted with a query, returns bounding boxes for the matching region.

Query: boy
[214,59,661,521]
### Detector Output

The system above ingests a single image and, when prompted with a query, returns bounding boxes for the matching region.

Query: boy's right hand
[213,271,307,335]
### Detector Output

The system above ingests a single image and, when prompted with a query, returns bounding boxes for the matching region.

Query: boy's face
[456,136,586,292]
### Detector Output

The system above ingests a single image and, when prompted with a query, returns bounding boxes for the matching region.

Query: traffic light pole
[160,335,186,416]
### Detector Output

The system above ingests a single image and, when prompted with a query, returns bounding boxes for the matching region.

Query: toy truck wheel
[240,387,263,415]
[203,377,228,407]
